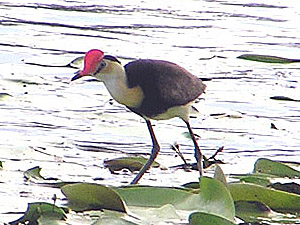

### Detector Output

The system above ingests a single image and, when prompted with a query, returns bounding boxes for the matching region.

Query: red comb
[80,49,104,75]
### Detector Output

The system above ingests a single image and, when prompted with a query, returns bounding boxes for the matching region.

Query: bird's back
[124,59,206,118]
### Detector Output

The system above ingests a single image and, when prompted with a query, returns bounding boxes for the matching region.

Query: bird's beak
[71,69,92,81]
[71,70,83,81]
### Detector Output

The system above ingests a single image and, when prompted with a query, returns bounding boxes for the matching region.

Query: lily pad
[269,182,300,195]
[115,176,235,222]
[237,54,300,63]
[234,200,271,223]
[229,182,300,213]
[254,158,300,178]
[24,166,75,188]
[214,164,227,186]
[230,173,272,186]
[9,202,67,225]
[130,204,182,224]
[61,183,127,212]
[24,166,47,182]
[93,216,138,225]
[182,181,200,189]
[104,156,161,173]
[115,185,196,208]
[189,211,235,225]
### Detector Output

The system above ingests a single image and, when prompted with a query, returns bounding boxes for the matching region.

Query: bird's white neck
[97,62,143,108]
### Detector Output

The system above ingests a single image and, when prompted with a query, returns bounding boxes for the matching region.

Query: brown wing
[125,59,206,118]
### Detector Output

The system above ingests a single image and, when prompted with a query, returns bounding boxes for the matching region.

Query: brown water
[0,0,300,222]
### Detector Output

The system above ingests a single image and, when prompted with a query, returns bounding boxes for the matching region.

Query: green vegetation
[8,158,300,224]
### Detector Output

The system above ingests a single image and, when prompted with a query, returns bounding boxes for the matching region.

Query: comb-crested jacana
[71,49,206,184]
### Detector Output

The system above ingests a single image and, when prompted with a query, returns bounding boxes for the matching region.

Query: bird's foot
[203,146,225,169]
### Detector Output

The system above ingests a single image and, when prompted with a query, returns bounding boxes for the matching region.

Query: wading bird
[71,49,206,184]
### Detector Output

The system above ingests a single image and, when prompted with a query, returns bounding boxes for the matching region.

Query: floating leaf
[115,185,195,208]
[237,54,300,63]
[24,166,46,182]
[230,173,272,186]
[189,211,235,225]
[229,182,300,213]
[9,202,67,225]
[93,216,138,225]
[24,166,74,188]
[234,200,271,223]
[115,176,235,222]
[254,158,300,178]
[198,177,235,221]
[81,210,140,225]
[131,204,182,224]
[269,182,300,195]
[181,182,199,189]
[214,164,227,186]
[104,156,161,173]
[61,183,127,212]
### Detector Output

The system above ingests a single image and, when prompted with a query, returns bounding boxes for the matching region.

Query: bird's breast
[104,79,144,108]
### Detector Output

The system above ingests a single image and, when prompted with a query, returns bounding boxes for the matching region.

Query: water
[0,0,300,222]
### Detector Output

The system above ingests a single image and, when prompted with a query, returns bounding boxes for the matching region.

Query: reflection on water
[0,0,300,222]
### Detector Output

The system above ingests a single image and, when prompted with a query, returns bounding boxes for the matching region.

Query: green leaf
[115,185,195,208]
[93,217,138,225]
[24,166,46,181]
[24,166,75,188]
[115,176,235,222]
[104,156,161,173]
[230,173,271,186]
[9,202,67,225]
[254,158,300,178]
[182,182,200,189]
[237,54,300,63]
[269,182,300,195]
[198,177,235,221]
[214,164,227,186]
[229,182,300,213]
[61,183,127,212]
[130,204,182,224]
[90,210,139,225]
[234,200,271,223]
[189,212,235,225]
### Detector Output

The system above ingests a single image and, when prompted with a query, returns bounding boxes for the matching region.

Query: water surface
[0,0,300,222]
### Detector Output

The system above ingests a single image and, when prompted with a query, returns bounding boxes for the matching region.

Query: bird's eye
[100,61,106,68]
[94,61,106,75]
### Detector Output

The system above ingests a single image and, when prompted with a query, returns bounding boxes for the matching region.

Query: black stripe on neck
[104,55,121,64]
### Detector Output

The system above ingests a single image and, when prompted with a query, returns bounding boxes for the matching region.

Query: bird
[71,49,206,184]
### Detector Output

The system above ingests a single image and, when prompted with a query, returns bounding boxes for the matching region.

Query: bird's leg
[131,119,160,184]
[184,120,203,177]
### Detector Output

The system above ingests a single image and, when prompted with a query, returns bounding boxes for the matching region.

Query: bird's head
[71,49,122,82]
